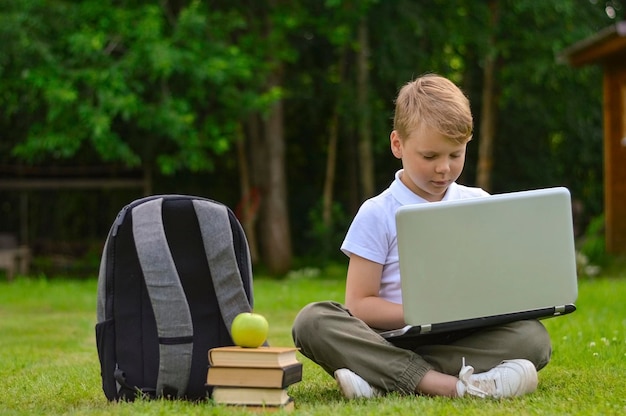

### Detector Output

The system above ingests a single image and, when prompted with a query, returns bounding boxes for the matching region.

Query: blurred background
[0,0,622,278]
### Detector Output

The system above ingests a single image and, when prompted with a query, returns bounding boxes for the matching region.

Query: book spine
[281,364,303,388]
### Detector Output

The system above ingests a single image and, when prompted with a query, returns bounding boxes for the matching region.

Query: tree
[316,0,377,240]
[2,1,262,183]
[0,0,615,270]
[475,0,501,192]
[356,16,375,200]
[260,64,292,274]
[231,1,305,275]
[488,0,609,205]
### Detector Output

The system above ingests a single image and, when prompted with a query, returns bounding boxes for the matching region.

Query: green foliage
[303,200,350,265]
[1,273,626,414]
[0,0,618,265]
[1,0,274,174]
[579,214,607,267]
[489,1,607,217]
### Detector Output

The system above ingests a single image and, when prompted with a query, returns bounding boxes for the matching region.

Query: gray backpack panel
[95,195,253,401]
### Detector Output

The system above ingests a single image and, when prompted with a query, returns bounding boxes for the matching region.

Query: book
[207,362,303,388]
[212,386,292,406]
[220,398,295,413]
[232,398,295,413]
[208,346,300,368]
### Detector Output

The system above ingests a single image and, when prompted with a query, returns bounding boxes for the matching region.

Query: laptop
[380,186,578,341]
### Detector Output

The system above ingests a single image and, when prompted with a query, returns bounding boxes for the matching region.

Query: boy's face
[390,124,467,202]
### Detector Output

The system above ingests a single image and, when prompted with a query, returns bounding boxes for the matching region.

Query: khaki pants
[292,301,552,394]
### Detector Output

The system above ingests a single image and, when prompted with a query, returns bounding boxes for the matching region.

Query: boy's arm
[344,254,405,330]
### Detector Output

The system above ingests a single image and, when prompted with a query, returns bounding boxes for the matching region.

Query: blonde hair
[393,74,473,144]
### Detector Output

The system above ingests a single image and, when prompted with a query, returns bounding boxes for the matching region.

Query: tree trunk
[323,112,339,229]
[235,122,260,264]
[260,66,292,275]
[322,50,347,229]
[476,0,500,192]
[357,17,375,199]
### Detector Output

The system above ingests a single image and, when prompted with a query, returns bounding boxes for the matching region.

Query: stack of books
[207,346,302,412]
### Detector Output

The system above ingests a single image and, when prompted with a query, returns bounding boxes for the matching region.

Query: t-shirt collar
[390,169,457,205]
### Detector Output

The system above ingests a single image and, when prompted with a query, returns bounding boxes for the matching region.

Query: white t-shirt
[341,169,489,304]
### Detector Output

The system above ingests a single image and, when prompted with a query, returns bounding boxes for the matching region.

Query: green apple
[231,312,269,348]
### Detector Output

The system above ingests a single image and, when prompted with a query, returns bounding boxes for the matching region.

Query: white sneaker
[456,358,538,399]
[334,368,382,399]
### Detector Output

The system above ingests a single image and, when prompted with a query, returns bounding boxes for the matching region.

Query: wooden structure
[560,21,626,255]
[0,233,30,281]
[0,165,146,259]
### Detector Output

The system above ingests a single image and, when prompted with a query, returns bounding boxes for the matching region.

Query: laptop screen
[395,187,578,328]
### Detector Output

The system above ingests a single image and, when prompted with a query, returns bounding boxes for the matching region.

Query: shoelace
[458,357,490,398]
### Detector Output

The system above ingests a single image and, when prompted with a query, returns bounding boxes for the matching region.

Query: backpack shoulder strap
[132,197,253,399]
[132,198,193,398]
[192,199,252,333]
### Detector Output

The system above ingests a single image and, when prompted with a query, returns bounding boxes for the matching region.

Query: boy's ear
[390,130,403,159]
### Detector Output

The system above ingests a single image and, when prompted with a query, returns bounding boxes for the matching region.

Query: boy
[291,74,551,399]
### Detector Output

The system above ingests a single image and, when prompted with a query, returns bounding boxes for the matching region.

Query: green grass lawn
[1,265,625,415]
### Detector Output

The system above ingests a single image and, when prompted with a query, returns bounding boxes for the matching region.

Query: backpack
[95,195,254,401]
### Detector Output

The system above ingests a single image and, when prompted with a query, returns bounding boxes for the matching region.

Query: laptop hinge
[554,305,566,315]
[421,324,432,334]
